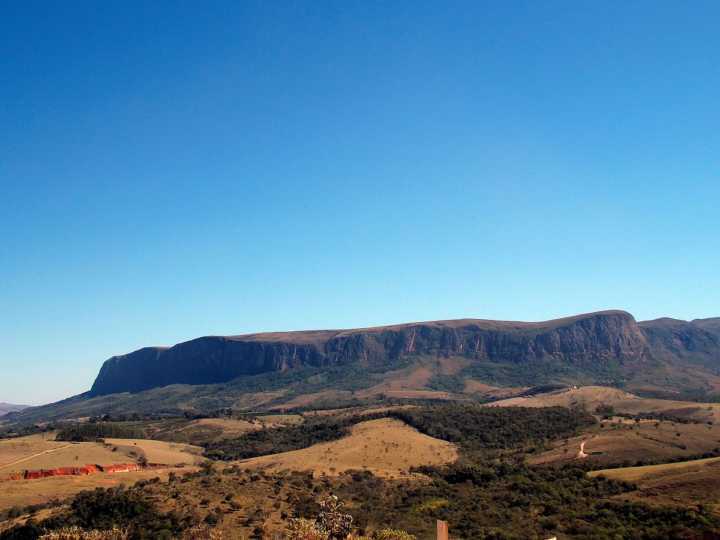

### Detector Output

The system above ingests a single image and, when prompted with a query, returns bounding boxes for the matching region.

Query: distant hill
[7,310,720,423]
[0,403,29,417]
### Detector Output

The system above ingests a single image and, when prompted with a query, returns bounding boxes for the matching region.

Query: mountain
[0,403,29,417]
[90,310,647,396]
[640,317,720,365]
[7,310,720,423]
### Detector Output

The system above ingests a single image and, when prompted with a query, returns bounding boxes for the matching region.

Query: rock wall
[90,311,651,395]
[1,462,169,481]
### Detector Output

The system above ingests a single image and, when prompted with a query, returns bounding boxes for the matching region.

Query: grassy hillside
[237,417,458,478]
[4,403,720,539]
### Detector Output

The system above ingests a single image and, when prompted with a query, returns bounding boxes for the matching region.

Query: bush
[39,528,129,539]
[0,487,196,540]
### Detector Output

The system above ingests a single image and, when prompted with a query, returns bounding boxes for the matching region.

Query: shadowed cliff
[90,310,652,395]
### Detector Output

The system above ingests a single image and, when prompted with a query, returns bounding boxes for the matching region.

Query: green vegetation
[299,464,719,539]
[8,360,419,424]
[274,404,720,538]
[204,414,380,460]
[4,403,720,539]
[203,405,595,461]
[55,423,146,442]
[392,405,595,453]
[427,356,627,392]
[611,411,711,425]
[0,486,196,540]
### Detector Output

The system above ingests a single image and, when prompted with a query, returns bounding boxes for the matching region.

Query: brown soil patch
[463,380,526,398]
[435,357,470,376]
[354,365,435,399]
[268,390,353,411]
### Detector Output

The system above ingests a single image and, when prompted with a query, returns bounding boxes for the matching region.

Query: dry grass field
[590,456,720,515]
[0,433,66,470]
[304,404,417,418]
[103,439,203,466]
[530,417,720,466]
[0,435,203,512]
[490,386,641,410]
[148,415,307,445]
[237,417,458,478]
[154,417,262,444]
[491,385,720,423]
[463,379,527,398]
[590,455,720,483]
[355,360,465,401]
[354,366,435,399]
[268,390,353,410]
[254,414,304,426]
[0,467,196,514]
[0,434,134,475]
[265,358,469,411]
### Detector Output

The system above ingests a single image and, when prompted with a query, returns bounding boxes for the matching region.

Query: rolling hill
[0,404,28,418]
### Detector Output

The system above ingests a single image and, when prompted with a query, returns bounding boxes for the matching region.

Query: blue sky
[2,1,719,405]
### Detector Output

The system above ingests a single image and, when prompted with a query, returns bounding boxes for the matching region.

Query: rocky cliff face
[90,310,651,395]
[639,317,720,366]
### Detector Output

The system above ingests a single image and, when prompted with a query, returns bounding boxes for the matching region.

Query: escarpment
[90,310,653,395]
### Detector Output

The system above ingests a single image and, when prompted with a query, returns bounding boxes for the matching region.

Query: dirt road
[0,444,73,471]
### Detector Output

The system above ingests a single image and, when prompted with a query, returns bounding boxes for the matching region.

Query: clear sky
[2,1,719,405]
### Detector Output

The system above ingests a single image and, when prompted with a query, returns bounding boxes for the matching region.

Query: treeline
[614,411,712,425]
[0,486,196,540]
[316,460,720,539]
[4,442,719,539]
[591,447,720,470]
[204,414,380,460]
[55,422,146,442]
[390,405,596,452]
[0,423,57,441]
[203,405,595,461]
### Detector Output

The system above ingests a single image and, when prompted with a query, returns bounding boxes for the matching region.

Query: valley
[5,395,720,538]
[5,2,719,537]
[7,311,720,428]
[3,312,720,538]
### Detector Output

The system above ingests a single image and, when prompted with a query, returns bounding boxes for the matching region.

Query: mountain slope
[91,310,648,396]
[639,317,720,366]
[7,310,720,424]
[0,403,29,417]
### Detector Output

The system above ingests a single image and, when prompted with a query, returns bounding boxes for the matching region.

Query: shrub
[39,527,129,539]
[316,496,353,540]
[285,518,328,540]
[179,526,224,540]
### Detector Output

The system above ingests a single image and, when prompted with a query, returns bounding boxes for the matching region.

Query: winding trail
[0,444,73,471]
[577,440,589,459]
